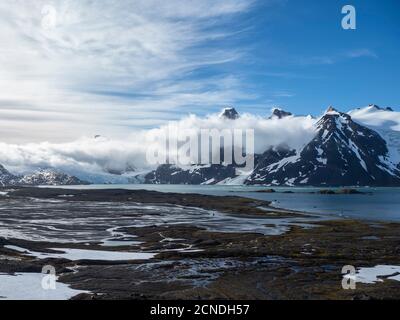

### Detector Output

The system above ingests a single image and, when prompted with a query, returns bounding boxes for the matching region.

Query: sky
[0,0,399,143]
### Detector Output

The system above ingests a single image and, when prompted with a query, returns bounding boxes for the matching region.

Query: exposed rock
[220,107,240,120]
[144,164,237,185]
[256,189,276,193]
[317,189,365,195]
[270,108,293,119]
[317,190,337,195]
[0,165,19,186]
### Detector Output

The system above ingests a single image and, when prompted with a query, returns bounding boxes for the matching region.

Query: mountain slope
[144,164,237,185]
[246,147,296,185]
[349,104,400,166]
[0,165,18,186]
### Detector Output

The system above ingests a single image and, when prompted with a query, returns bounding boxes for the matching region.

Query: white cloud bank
[0,111,316,178]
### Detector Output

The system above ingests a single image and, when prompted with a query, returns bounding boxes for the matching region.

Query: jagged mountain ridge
[220,107,240,120]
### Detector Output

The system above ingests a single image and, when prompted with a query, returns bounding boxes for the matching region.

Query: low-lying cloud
[0,111,317,178]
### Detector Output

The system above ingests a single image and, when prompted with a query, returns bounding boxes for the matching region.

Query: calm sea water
[50,185,400,222]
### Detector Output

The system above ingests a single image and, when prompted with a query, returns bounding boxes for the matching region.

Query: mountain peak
[270,108,293,119]
[324,106,340,115]
[322,107,352,121]
[368,104,394,112]
[220,107,240,120]
[369,104,381,110]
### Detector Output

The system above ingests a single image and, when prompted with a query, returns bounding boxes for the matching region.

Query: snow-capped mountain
[0,167,89,186]
[247,107,400,186]
[19,169,89,186]
[146,107,400,187]
[2,105,399,187]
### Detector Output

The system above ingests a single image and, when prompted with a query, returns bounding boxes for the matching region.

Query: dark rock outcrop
[270,108,293,119]
[220,107,240,120]
[144,164,237,185]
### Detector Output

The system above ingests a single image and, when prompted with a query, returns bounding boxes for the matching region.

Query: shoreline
[29,184,400,223]
[1,187,400,300]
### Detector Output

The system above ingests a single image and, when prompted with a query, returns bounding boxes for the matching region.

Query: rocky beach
[1,187,400,300]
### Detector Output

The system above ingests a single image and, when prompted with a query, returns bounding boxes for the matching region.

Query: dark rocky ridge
[144,164,237,185]
[220,107,240,120]
[269,108,293,119]
[368,104,394,112]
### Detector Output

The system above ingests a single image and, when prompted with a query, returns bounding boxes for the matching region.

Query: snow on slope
[349,105,400,165]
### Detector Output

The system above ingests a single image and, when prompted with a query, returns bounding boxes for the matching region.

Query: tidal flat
[0,187,400,300]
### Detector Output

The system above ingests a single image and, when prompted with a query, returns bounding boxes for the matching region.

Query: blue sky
[190,0,400,116]
[0,0,399,142]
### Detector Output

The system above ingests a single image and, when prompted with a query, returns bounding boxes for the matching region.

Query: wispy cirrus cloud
[272,90,295,98]
[293,48,378,66]
[0,0,256,142]
[345,48,378,59]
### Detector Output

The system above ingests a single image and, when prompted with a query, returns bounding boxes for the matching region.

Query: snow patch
[4,245,156,261]
[0,273,87,300]
[344,265,400,284]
